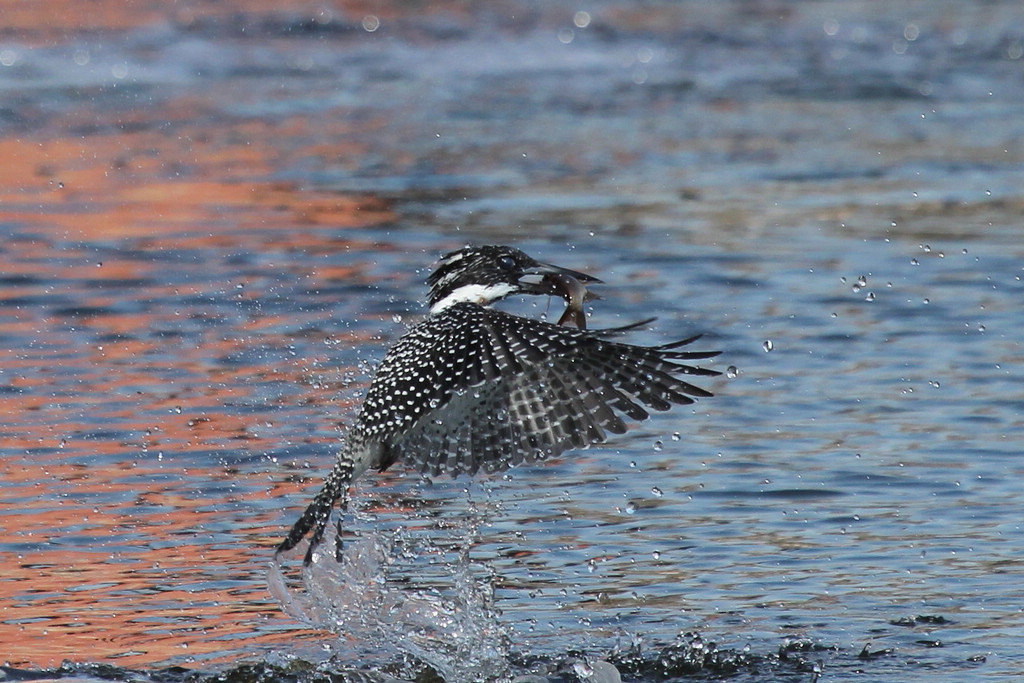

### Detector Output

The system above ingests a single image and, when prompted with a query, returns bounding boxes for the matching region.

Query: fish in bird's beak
[518,261,602,329]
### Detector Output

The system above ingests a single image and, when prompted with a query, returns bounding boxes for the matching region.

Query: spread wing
[376,304,719,477]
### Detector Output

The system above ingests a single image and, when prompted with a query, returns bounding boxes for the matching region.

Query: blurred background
[1,1,1022,681]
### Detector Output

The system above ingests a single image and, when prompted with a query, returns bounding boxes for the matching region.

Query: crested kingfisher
[277,245,719,564]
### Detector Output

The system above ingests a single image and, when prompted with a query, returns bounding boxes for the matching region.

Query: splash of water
[269,498,511,683]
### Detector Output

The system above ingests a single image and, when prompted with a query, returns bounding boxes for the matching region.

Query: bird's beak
[518,261,602,296]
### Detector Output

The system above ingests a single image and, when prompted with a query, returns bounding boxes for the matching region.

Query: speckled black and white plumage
[277,246,720,565]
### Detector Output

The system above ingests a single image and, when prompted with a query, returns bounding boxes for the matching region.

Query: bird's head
[427,245,601,315]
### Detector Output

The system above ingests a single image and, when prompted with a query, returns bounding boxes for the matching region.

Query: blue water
[2,1,1023,681]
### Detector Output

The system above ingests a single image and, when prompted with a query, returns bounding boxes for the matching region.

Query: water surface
[1,1,1023,681]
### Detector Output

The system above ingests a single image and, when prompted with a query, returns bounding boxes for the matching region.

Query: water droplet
[762,340,773,352]
[652,440,663,452]
[652,550,661,560]
[573,661,594,679]
[865,292,875,301]
[726,365,738,378]
[651,486,663,497]
[392,314,402,323]
[361,14,380,31]
[625,502,637,514]
[911,258,920,266]
[671,432,681,441]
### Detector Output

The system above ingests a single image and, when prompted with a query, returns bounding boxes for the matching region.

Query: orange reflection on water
[0,459,326,668]
[3,0,487,45]
[0,114,386,674]
[0,330,346,668]
[0,129,392,244]
[0,0,415,670]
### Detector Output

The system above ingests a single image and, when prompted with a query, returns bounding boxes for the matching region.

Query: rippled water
[2,1,1024,681]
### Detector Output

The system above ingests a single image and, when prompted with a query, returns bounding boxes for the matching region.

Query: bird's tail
[276,454,355,565]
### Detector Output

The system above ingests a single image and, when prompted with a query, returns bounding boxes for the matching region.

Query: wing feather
[373,304,718,478]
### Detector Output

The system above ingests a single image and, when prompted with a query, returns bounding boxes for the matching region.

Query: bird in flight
[277,245,719,564]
